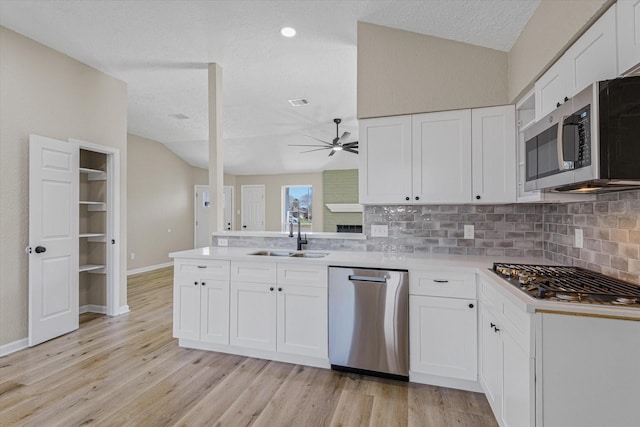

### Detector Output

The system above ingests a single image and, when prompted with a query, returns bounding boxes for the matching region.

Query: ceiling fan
[289,118,358,156]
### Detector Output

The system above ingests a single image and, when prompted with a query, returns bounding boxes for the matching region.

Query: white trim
[223,185,234,231]
[79,304,107,314]
[325,203,363,213]
[0,338,29,357]
[409,371,483,393]
[115,305,130,315]
[127,262,173,276]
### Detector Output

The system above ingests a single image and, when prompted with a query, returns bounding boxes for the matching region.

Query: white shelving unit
[79,264,105,273]
[79,167,107,181]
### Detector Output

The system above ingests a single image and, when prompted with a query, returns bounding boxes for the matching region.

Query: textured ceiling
[0,0,540,175]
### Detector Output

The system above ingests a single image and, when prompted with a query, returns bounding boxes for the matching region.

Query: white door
[240,185,265,231]
[28,134,79,346]
[358,115,413,204]
[223,186,234,231]
[412,110,472,203]
[194,185,210,248]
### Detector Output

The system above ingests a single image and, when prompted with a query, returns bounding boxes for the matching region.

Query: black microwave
[524,76,640,193]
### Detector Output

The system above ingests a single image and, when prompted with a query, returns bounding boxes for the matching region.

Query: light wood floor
[0,267,498,427]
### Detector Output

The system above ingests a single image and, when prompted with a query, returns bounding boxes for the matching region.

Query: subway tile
[630,230,640,244]
[594,202,609,214]
[619,190,639,200]
[485,213,505,222]
[610,228,629,243]
[609,201,627,214]
[619,215,638,230]
[486,248,505,257]
[467,247,487,256]
[494,205,514,214]
[611,256,628,271]
[619,243,639,259]
[601,240,619,255]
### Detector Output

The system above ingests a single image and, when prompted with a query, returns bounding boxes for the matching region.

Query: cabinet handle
[269,287,274,291]
[556,102,561,108]
[197,265,207,269]
[564,96,569,102]
[278,287,283,292]
[468,303,474,308]
[405,196,410,201]
[494,327,500,333]
[415,196,420,201]
[433,279,449,283]
[490,322,496,328]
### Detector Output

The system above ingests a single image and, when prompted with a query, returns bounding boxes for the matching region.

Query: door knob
[35,246,46,254]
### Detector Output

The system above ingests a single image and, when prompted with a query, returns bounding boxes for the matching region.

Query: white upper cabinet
[359,107,514,205]
[412,110,472,204]
[535,5,618,120]
[618,0,640,74]
[359,115,413,204]
[471,106,516,204]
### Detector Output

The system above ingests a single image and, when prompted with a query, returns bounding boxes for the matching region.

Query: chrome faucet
[289,218,307,251]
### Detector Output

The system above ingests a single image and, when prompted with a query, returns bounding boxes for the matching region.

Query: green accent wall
[322,169,362,232]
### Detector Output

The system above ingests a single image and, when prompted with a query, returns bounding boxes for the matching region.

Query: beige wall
[0,27,128,347]
[127,134,207,271]
[508,0,613,102]
[357,22,508,119]
[227,173,323,232]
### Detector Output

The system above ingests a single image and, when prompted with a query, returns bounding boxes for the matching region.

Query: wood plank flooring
[0,267,498,427]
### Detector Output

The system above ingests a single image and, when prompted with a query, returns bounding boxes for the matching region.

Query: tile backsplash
[544,189,640,285]
[214,189,640,285]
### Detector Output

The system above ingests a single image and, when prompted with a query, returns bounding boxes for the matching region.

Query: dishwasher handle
[348,275,387,283]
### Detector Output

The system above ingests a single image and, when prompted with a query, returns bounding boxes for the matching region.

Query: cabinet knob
[278,287,283,292]
[194,281,198,286]
[415,196,419,201]
[405,196,410,201]
[201,282,205,286]
[476,195,481,200]
[468,303,474,308]
[269,287,274,291]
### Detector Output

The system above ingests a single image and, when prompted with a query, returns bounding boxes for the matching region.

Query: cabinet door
[230,281,276,351]
[618,0,640,74]
[564,5,617,96]
[173,274,201,341]
[412,110,472,203]
[501,329,533,427]
[200,279,230,345]
[276,284,328,358]
[359,115,413,204]
[479,306,502,416]
[472,106,516,203]
[535,58,569,120]
[409,296,477,380]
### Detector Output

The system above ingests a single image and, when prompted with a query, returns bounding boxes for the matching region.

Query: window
[282,185,312,232]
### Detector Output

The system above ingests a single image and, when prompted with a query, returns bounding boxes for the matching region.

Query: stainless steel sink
[248,250,328,258]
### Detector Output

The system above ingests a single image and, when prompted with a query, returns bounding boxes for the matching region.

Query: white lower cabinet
[230,280,277,351]
[408,270,478,389]
[479,278,534,427]
[173,259,230,344]
[276,284,327,357]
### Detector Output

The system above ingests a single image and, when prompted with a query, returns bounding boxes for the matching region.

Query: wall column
[208,63,224,236]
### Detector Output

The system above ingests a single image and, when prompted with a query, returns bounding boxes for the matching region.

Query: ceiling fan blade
[343,148,359,154]
[289,144,329,147]
[342,141,358,148]
[328,149,337,157]
[338,131,351,142]
[300,147,331,153]
[304,135,332,146]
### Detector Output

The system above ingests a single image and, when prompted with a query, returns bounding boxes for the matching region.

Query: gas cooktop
[491,263,640,308]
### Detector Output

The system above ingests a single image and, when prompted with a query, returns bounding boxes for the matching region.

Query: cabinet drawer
[175,259,230,280]
[277,263,327,288]
[410,270,476,299]
[231,261,277,284]
[479,278,500,305]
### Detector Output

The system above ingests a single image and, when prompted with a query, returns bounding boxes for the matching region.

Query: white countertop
[169,247,640,320]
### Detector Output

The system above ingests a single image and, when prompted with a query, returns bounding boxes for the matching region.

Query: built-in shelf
[325,203,363,213]
[79,167,106,181]
[79,200,107,211]
[79,264,105,273]
[79,233,105,238]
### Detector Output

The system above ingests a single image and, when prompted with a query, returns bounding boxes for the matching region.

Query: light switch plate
[371,224,388,237]
[218,238,228,247]
[575,229,583,248]
[464,224,474,239]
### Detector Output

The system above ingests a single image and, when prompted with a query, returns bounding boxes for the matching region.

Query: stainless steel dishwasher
[328,266,409,381]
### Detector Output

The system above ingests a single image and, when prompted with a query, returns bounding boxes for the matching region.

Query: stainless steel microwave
[524,76,640,193]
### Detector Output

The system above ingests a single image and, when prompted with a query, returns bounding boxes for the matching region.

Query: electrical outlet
[130,252,135,260]
[371,224,388,237]
[464,224,475,239]
[575,229,584,248]
[218,238,228,247]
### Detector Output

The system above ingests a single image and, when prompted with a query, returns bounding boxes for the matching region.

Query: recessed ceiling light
[288,98,309,106]
[280,27,296,38]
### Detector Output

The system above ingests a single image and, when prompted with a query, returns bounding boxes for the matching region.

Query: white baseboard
[0,338,29,357]
[80,304,107,314]
[127,262,173,276]
[115,305,130,315]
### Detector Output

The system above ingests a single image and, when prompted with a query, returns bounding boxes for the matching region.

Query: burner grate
[492,263,640,298]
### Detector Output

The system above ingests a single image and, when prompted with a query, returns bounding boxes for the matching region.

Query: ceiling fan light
[333,146,343,151]
[280,27,296,37]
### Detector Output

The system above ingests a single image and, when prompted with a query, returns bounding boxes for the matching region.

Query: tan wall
[127,134,207,271]
[508,0,612,102]
[227,173,323,232]
[0,27,128,347]
[357,22,508,119]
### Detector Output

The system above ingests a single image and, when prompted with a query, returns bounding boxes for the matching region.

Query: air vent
[169,113,189,120]
[288,98,309,107]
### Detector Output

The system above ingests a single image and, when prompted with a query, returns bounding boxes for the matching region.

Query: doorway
[223,185,234,231]
[240,185,265,231]
[194,185,211,247]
